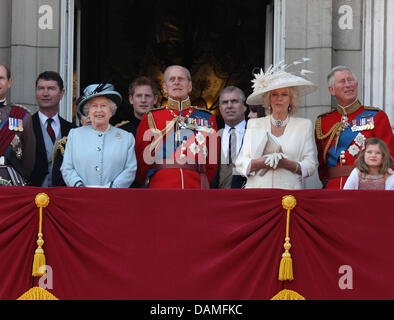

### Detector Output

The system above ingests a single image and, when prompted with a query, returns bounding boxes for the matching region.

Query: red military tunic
[135,97,219,189]
[315,100,394,189]
[0,104,36,185]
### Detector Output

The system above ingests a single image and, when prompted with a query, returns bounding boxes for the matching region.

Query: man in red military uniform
[315,66,394,189]
[135,65,218,189]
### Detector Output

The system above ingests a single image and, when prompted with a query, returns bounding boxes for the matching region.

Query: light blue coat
[61,125,137,188]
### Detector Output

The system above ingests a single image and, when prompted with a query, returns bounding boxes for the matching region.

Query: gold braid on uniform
[147,110,179,153]
[364,106,382,112]
[147,110,178,136]
[115,120,130,128]
[51,137,68,166]
[193,106,213,114]
[315,117,342,164]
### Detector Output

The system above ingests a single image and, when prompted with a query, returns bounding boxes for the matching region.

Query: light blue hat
[77,83,122,115]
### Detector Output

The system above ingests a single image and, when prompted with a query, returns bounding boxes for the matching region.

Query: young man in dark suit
[116,76,158,138]
[29,71,75,187]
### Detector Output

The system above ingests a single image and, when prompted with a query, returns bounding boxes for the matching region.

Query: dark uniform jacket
[0,103,36,182]
[29,112,75,187]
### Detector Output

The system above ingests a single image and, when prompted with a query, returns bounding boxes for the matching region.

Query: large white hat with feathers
[246,59,317,105]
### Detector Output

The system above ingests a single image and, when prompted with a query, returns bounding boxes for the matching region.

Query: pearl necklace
[270,115,289,128]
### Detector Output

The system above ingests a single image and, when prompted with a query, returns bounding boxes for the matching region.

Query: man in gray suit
[211,86,247,189]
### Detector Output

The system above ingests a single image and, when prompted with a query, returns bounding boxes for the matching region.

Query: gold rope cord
[51,137,67,165]
[278,195,297,281]
[315,118,342,163]
[17,193,59,300]
[32,193,50,277]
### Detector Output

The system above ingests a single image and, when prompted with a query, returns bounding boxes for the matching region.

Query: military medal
[18,119,23,132]
[366,117,375,130]
[351,116,375,132]
[13,118,19,131]
[10,135,22,159]
[189,142,200,156]
[195,132,205,145]
[341,115,349,129]
[15,147,22,159]
[187,118,197,130]
[9,117,14,131]
[178,116,186,129]
[348,144,360,157]
[354,133,366,147]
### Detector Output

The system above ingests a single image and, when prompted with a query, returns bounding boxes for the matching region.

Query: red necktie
[47,118,56,143]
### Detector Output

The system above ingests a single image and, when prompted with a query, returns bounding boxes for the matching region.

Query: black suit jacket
[29,112,75,187]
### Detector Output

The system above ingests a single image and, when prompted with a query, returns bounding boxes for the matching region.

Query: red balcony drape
[0,187,392,300]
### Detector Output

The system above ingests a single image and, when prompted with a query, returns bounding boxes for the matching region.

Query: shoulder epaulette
[192,106,213,114]
[51,136,68,165]
[115,120,130,128]
[364,106,382,112]
[150,107,166,112]
[316,108,336,119]
[11,104,32,114]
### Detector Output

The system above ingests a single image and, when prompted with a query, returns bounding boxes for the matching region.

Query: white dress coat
[61,125,137,188]
[235,116,316,189]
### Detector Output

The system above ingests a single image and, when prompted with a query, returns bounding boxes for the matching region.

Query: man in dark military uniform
[116,76,158,138]
[315,66,394,189]
[0,63,36,185]
[135,65,219,189]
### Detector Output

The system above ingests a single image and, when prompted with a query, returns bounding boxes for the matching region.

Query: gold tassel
[271,289,305,300]
[32,193,50,277]
[17,287,58,300]
[278,195,297,281]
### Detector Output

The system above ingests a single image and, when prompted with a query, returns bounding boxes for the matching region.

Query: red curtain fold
[0,187,393,300]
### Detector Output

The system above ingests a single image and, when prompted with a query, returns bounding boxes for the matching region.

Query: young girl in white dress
[344,138,394,190]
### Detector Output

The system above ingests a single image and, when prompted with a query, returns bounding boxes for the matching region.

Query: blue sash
[145,109,213,183]
[327,109,378,168]
[153,109,213,161]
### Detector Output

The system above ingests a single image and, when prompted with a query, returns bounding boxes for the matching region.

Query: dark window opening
[78,0,271,127]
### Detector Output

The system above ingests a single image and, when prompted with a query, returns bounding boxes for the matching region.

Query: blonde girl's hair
[356,137,393,174]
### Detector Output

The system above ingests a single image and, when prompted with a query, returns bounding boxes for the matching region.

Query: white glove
[264,153,287,169]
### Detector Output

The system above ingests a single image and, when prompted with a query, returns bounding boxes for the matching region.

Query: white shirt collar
[38,111,60,126]
[224,120,246,135]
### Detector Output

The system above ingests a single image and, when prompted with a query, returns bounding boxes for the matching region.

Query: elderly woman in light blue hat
[61,83,137,188]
